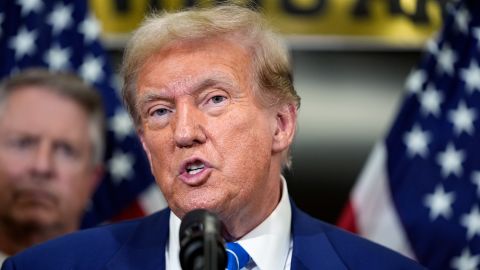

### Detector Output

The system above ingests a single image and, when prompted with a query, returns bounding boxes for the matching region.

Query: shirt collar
[237,175,291,270]
[167,176,292,270]
[166,210,182,270]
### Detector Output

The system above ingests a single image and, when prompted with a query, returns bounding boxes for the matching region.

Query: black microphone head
[179,209,227,270]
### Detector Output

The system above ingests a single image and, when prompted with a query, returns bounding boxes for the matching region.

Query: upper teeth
[186,163,204,175]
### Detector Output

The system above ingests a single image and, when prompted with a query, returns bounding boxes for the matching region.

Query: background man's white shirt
[0,250,8,267]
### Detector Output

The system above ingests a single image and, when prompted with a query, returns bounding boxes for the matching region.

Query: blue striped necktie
[226,242,250,270]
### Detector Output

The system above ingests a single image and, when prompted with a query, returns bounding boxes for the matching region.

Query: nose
[173,101,206,148]
[30,142,54,179]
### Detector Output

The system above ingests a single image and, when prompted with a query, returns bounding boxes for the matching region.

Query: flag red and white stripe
[338,143,415,259]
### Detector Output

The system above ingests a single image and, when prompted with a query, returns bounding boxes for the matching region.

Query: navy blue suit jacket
[2,203,425,269]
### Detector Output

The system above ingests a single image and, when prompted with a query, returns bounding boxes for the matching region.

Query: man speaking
[2,5,424,269]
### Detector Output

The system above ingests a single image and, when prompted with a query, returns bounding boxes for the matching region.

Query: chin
[11,209,58,227]
[173,196,226,219]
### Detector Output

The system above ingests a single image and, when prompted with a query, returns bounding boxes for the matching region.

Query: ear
[272,103,297,153]
[88,165,104,193]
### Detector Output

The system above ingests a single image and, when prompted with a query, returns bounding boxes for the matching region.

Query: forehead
[0,86,91,142]
[136,37,254,97]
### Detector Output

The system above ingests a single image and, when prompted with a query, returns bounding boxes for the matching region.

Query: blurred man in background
[0,69,104,264]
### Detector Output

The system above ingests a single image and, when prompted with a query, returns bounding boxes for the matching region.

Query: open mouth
[186,161,205,175]
[179,158,211,185]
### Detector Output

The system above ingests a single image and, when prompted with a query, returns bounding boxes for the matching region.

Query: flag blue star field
[339,0,480,269]
[0,0,166,227]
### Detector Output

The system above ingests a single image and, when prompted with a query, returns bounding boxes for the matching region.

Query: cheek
[142,134,176,191]
[57,168,94,202]
[148,145,175,184]
[143,131,173,162]
[215,113,273,174]
[0,175,13,205]
[0,155,27,179]
[0,163,25,201]
[0,156,27,204]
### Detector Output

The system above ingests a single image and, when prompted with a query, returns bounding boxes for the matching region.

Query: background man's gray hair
[121,4,301,169]
[0,68,105,165]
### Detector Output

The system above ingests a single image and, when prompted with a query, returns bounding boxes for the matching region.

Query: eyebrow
[136,74,237,109]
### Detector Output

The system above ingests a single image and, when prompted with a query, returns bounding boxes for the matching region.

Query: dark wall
[286,50,421,224]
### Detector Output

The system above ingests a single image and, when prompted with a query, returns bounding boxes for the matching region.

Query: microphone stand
[204,214,218,270]
[179,209,226,270]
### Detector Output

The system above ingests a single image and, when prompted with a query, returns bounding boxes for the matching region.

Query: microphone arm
[179,209,227,270]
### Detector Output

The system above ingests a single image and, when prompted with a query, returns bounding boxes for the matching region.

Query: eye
[151,107,171,117]
[211,95,226,104]
[146,105,173,129]
[9,137,35,149]
[55,142,77,159]
[201,92,229,115]
[209,95,227,105]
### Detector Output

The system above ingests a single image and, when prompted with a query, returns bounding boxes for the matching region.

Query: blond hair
[121,4,300,168]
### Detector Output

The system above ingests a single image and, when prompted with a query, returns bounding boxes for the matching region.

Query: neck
[224,175,283,241]
[0,220,73,256]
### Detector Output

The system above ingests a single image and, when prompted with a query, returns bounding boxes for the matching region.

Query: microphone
[179,209,227,270]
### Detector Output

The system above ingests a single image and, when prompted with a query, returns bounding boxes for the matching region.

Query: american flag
[338,0,480,269]
[0,0,166,228]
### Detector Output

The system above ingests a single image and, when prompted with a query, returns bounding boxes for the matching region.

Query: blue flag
[0,0,163,227]
[339,0,480,269]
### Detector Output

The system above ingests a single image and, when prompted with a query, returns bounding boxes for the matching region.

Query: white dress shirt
[166,176,293,270]
[0,250,8,267]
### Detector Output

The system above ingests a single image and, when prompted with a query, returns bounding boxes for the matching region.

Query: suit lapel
[104,202,347,269]
[290,201,348,270]
[106,209,170,270]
